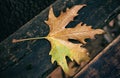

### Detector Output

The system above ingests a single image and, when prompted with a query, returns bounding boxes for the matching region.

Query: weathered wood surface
[0,0,55,42]
[74,35,120,78]
[0,0,120,78]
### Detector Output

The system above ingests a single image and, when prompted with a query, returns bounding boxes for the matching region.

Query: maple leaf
[44,4,104,74]
[12,4,104,74]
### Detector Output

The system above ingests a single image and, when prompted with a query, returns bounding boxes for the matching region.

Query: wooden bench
[0,0,120,78]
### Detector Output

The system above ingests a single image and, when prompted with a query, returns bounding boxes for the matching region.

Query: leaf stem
[12,37,46,43]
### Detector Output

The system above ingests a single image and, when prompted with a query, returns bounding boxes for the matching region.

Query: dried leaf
[45,4,104,74]
[12,4,104,75]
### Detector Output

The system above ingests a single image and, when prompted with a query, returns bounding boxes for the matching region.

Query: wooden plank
[0,0,120,78]
[74,35,120,78]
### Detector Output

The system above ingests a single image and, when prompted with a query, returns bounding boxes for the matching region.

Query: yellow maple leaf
[12,4,104,75]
